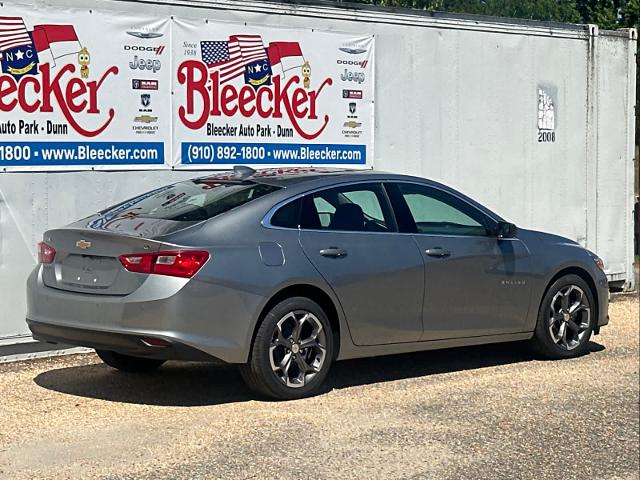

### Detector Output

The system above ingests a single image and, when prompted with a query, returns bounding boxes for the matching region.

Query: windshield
[98,180,281,223]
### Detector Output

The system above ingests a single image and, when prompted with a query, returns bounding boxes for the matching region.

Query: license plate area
[60,254,119,289]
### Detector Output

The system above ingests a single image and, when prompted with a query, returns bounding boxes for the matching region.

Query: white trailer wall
[591,29,637,284]
[0,0,636,345]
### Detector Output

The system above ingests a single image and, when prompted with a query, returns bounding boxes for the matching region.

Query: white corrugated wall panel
[0,0,635,343]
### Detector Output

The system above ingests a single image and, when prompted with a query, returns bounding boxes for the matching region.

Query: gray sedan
[26,167,609,399]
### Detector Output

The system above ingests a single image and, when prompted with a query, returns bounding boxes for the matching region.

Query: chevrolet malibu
[27,167,609,399]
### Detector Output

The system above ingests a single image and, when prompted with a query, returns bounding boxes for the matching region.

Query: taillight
[118,251,209,278]
[118,254,154,274]
[37,242,56,264]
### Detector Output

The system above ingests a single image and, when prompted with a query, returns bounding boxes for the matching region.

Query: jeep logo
[129,56,161,73]
[340,69,365,84]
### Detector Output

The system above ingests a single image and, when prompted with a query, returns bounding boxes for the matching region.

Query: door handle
[425,247,450,258]
[319,247,348,258]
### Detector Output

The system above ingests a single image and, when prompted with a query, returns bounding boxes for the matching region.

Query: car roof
[196,167,429,187]
[197,167,368,185]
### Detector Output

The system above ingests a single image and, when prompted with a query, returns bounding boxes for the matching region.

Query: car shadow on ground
[34,340,605,407]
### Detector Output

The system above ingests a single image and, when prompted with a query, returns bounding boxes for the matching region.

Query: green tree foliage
[619,0,640,26]
[576,0,619,28]
[354,0,639,28]
[441,0,581,24]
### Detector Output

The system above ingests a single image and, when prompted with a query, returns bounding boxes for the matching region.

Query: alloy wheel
[269,310,327,388]
[548,285,591,351]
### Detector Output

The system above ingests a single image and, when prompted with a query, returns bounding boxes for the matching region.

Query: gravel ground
[0,295,638,480]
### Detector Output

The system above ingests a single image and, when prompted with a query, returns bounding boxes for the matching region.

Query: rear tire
[240,297,334,400]
[96,349,165,373]
[530,274,595,359]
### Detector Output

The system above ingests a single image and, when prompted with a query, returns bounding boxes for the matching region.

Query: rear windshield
[100,180,281,222]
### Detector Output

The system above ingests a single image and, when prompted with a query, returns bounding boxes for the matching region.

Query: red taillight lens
[153,251,209,278]
[37,242,56,264]
[118,251,209,278]
[118,254,154,274]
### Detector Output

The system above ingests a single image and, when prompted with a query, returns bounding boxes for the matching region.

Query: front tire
[240,297,334,400]
[531,274,595,359]
[96,349,165,373]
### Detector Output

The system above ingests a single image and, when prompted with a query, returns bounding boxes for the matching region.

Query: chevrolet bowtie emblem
[76,239,92,249]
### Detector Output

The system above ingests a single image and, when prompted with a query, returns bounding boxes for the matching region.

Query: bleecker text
[0,63,118,137]
[177,60,332,140]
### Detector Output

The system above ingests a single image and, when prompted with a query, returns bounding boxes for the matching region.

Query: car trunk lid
[41,228,166,295]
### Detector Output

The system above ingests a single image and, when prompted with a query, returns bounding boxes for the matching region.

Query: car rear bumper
[28,319,219,362]
[26,265,264,363]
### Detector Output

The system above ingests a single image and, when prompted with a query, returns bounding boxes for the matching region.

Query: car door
[385,182,533,340]
[298,182,425,346]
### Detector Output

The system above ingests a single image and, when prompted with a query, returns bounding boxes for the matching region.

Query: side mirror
[495,221,517,239]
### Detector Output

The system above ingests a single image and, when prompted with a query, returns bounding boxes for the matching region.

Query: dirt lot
[0,295,638,480]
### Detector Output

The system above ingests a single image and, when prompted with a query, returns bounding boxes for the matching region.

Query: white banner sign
[0,5,171,171]
[0,4,374,171]
[172,18,374,168]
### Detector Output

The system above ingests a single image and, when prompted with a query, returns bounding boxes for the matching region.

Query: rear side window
[100,180,281,223]
[270,199,302,228]
[300,183,394,232]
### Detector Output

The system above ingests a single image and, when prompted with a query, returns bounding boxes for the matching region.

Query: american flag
[201,35,268,84]
[0,16,32,53]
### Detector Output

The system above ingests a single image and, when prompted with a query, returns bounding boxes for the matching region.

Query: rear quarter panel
[162,203,352,363]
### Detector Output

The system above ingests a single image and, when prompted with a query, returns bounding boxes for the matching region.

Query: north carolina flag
[32,24,81,61]
[266,41,304,73]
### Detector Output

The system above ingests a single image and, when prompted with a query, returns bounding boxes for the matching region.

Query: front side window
[391,183,490,236]
[300,183,393,232]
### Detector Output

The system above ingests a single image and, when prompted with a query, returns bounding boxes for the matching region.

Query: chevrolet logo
[134,115,158,124]
[343,120,362,129]
[76,239,92,250]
